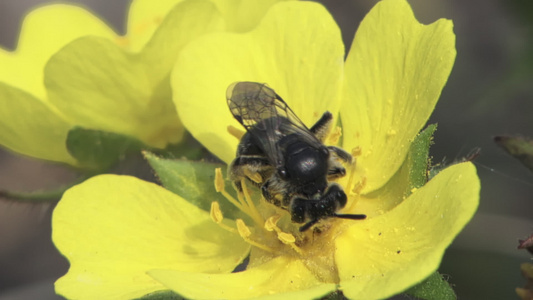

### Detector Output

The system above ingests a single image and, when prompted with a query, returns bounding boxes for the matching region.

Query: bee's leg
[229,155,271,191]
[261,178,292,209]
[328,146,353,163]
[260,180,283,207]
[326,146,353,179]
[328,165,346,179]
[296,183,348,231]
[310,111,333,142]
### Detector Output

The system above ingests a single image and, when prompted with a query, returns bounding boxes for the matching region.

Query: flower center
[211,126,367,283]
[211,168,304,255]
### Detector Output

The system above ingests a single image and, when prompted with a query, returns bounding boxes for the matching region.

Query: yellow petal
[335,162,479,299]
[45,1,223,148]
[149,256,336,299]
[0,4,116,100]
[126,0,289,52]
[173,1,344,164]
[350,126,435,218]
[53,175,249,300]
[0,83,75,163]
[125,0,184,52]
[214,0,294,32]
[341,0,456,192]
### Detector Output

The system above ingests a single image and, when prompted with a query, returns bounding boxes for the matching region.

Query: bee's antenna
[299,219,320,232]
[333,213,367,220]
[299,214,367,232]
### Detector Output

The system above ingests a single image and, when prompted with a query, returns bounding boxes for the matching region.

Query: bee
[227,82,366,231]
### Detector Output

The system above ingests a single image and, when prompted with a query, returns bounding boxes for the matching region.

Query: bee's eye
[278,168,289,179]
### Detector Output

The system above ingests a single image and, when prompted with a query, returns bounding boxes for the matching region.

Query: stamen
[227,125,245,140]
[214,168,246,213]
[236,219,275,252]
[214,168,225,193]
[278,232,303,255]
[210,201,223,223]
[264,215,282,232]
[236,218,252,237]
[210,202,237,234]
[352,177,367,195]
[240,179,264,226]
[278,232,296,244]
[327,126,342,145]
[264,215,303,255]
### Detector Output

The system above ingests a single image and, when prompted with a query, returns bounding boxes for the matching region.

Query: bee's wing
[227,82,322,168]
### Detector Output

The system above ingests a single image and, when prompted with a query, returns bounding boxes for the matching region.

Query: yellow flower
[52,0,480,299]
[0,0,286,165]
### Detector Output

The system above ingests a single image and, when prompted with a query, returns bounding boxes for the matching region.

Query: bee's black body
[227,82,365,231]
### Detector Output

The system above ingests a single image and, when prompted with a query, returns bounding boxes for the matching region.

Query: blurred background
[0,0,532,299]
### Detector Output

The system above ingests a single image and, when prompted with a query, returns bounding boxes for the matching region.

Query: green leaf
[66,127,149,170]
[494,135,533,172]
[406,124,436,192]
[135,290,184,300]
[365,124,436,211]
[404,271,456,300]
[144,152,243,220]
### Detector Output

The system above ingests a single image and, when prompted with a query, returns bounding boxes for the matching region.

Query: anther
[278,232,296,244]
[210,202,223,223]
[227,125,245,140]
[264,215,282,232]
[236,219,275,253]
[214,168,225,193]
[277,232,303,255]
[236,219,252,238]
[210,202,237,234]
[214,169,248,214]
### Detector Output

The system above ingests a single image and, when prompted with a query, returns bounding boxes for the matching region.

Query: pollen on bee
[244,169,262,184]
[227,125,245,140]
[327,126,342,145]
